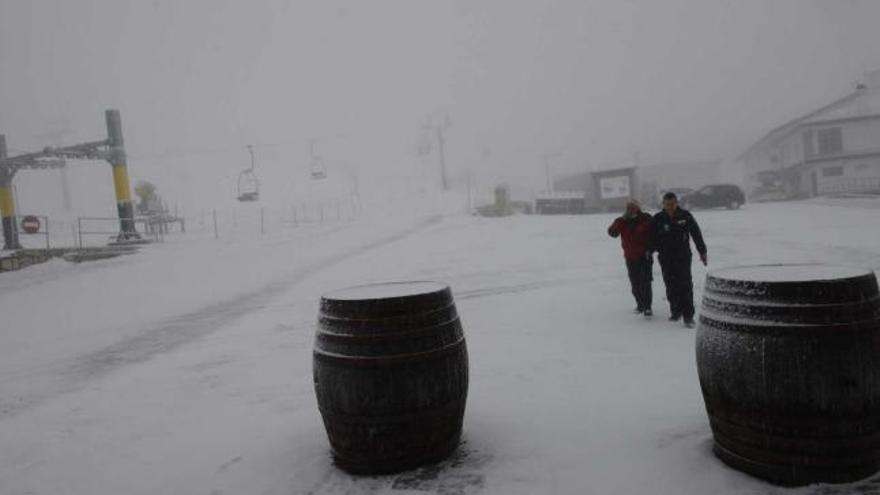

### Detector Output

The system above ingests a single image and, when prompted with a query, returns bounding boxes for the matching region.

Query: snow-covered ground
[1,198,880,495]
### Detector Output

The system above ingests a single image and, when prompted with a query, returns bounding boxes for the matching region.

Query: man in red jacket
[608,199,654,317]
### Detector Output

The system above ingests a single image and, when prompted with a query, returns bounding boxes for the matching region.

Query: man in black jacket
[649,192,707,328]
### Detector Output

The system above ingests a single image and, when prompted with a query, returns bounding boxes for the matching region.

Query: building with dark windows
[551,159,727,211]
[739,69,880,200]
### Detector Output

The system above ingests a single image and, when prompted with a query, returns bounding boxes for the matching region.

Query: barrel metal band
[319,397,466,425]
[316,317,461,341]
[314,338,466,366]
[319,301,456,323]
[699,308,880,331]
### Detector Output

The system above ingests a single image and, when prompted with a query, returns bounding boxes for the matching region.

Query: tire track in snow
[455,277,590,301]
[0,215,443,419]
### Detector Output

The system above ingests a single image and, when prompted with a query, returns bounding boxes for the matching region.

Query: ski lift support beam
[0,109,141,246]
[0,135,68,249]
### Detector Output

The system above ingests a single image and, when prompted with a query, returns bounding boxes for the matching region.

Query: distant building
[534,191,589,214]
[739,69,880,199]
[635,159,726,206]
[552,159,725,211]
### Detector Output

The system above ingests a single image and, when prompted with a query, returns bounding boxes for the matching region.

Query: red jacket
[608,212,652,261]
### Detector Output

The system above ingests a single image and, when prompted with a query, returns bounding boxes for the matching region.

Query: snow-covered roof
[802,87,880,124]
[740,69,880,159]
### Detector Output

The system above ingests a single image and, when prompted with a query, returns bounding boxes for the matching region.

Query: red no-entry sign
[21,215,40,234]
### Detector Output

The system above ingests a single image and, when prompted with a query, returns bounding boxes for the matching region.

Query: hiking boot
[643,309,653,318]
[668,313,681,322]
[683,317,696,328]
[633,307,644,314]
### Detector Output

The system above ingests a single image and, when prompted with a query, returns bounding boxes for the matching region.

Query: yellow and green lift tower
[0,134,66,250]
[0,109,140,250]
[105,110,139,240]
[0,134,20,250]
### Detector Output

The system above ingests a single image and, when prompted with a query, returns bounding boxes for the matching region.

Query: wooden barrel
[696,264,880,485]
[313,281,469,474]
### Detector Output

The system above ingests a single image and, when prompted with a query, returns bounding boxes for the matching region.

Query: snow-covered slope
[1,199,879,494]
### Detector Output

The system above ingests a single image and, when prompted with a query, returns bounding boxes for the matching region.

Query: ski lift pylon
[237,145,260,202]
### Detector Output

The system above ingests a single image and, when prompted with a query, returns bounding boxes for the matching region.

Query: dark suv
[680,184,745,210]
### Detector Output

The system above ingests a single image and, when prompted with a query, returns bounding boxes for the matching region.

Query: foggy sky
[2,0,880,210]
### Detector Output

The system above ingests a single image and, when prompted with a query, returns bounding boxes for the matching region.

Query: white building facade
[740,70,880,199]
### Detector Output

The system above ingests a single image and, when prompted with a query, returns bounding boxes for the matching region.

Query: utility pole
[544,156,552,192]
[544,153,561,193]
[466,172,472,213]
[422,114,451,190]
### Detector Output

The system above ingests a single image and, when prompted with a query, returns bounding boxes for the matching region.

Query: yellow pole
[0,184,21,249]
[0,134,21,249]
[0,185,13,215]
[105,110,140,240]
[113,163,133,202]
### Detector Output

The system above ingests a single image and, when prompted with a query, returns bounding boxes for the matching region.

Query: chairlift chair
[237,170,259,201]
[237,145,260,202]
[310,156,327,180]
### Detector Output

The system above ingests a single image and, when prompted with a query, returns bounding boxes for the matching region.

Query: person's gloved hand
[700,252,708,266]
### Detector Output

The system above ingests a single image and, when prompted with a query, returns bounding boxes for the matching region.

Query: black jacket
[649,207,706,261]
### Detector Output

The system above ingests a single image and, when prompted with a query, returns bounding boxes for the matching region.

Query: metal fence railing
[197,197,364,240]
[819,177,880,195]
[76,216,162,248]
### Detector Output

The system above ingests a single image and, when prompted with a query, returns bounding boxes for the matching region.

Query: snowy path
[0,215,443,419]
[2,200,880,494]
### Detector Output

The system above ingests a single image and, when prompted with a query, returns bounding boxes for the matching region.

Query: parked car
[656,187,693,205]
[680,184,746,210]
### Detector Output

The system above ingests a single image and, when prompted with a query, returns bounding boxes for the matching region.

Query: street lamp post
[422,114,451,191]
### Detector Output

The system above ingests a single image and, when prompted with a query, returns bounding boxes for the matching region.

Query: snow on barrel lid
[323,281,448,301]
[709,264,873,283]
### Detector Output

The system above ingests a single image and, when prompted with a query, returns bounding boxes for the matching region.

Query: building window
[816,127,843,155]
[802,129,815,156]
[822,166,844,177]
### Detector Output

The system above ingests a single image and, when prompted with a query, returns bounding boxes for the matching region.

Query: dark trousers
[659,256,694,319]
[625,256,653,311]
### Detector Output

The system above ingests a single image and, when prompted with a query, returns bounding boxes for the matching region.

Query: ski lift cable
[128,134,352,162]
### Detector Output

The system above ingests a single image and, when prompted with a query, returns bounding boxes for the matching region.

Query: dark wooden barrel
[313,281,469,474]
[696,264,880,486]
